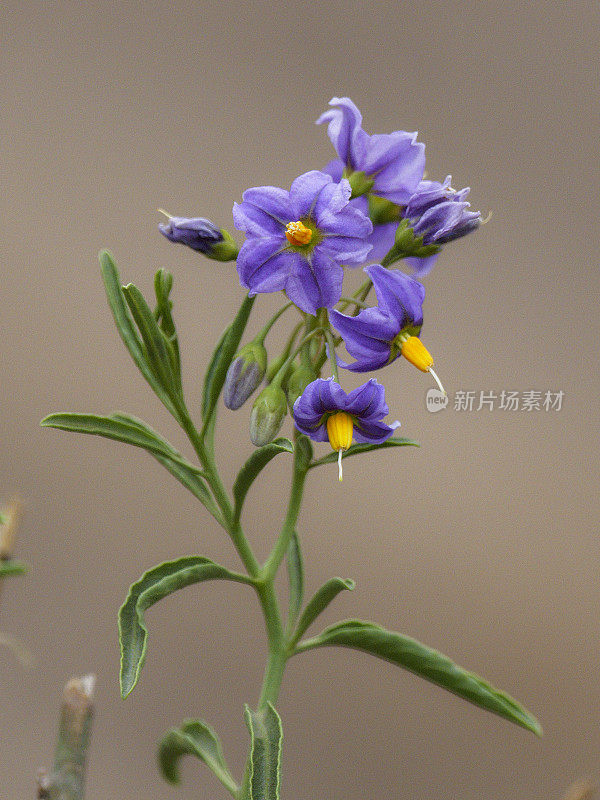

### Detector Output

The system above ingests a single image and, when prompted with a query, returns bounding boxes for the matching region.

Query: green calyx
[381,219,441,267]
[388,325,422,362]
[347,170,375,199]
[210,229,239,262]
[368,195,402,225]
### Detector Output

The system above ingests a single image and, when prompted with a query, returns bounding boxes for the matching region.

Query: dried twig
[37,675,96,800]
[0,497,23,561]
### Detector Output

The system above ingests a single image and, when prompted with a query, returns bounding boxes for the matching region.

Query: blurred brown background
[1,0,599,797]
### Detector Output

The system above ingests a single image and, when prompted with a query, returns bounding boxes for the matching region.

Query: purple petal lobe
[366,265,425,327]
[316,97,369,168]
[289,171,332,219]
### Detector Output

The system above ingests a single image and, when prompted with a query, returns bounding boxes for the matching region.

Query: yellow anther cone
[285,220,313,246]
[326,411,354,452]
[400,336,434,372]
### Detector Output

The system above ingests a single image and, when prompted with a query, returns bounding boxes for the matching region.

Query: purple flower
[405,176,481,246]
[232,171,373,315]
[316,97,425,205]
[293,377,399,445]
[329,265,425,372]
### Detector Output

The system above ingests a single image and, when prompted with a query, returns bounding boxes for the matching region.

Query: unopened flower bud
[405,176,481,246]
[158,212,238,261]
[224,343,267,410]
[249,384,288,447]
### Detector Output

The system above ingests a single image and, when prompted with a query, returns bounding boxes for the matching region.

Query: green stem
[338,296,371,309]
[262,446,307,580]
[255,302,294,344]
[255,580,286,709]
[324,330,339,382]
[179,409,260,578]
[254,445,308,709]
[271,328,325,388]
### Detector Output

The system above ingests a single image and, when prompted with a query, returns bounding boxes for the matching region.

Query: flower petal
[241,186,293,222]
[289,171,332,219]
[344,378,388,419]
[354,418,400,444]
[313,179,352,219]
[316,97,369,169]
[321,159,344,181]
[317,235,373,265]
[285,248,344,314]
[361,131,423,178]
[233,200,285,237]
[315,201,373,240]
[366,265,425,327]
[237,237,289,293]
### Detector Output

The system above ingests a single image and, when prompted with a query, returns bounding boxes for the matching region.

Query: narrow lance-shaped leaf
[243,703,283,800]
[233,438,294,522]
[158,718,238,797]
[109,413,220,520]
[42,412,220,519]
[289,577,354,647]
[295,620,542,736]
[286,531,304,632]
[99,251,177,415]
[119,556,252,698]
[154,268,181,387]
[42,412,184,462]
[202,294,255,420]
[310,437,419,468]
[122,283,181,405]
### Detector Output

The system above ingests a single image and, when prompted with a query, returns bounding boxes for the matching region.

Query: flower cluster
[160,98,482,477]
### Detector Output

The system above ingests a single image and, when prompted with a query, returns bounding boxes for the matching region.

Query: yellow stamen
[327,411,354,482]
[327,411,354,452]
[285,220,313,246]
[400,335,434,372]
[400,335,446,395]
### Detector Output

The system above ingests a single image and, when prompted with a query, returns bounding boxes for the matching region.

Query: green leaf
[289,577,354,647]
[202,294,255,420]
[100,251,177,415]
[310,437,419,468]
[109,413,220,519]
[243,703,283,800]
[42,412,221,520]
[119,556,252,698]
[122,283,181,404]
[0,560,27,577]
[154,269,181,385]
[158,718,238,796]
[42,412,180,460]
[233,438,294,521]
[296,620,542,736]
[286,531,304,632]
